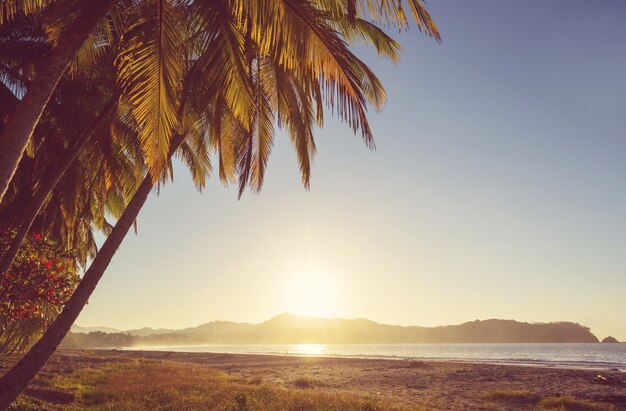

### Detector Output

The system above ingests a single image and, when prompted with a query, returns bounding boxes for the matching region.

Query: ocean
[125,343,626,371]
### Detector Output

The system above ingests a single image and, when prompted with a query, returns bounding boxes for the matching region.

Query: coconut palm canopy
[0,0,439,263]
[0,0,439,202]
[0,0,440,406]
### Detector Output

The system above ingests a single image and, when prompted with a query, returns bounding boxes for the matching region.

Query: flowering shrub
[0,229,79,353]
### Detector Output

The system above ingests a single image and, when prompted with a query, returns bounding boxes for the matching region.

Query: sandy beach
[1,349,624,410]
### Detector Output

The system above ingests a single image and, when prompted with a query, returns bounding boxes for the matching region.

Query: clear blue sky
[78,1,626,340]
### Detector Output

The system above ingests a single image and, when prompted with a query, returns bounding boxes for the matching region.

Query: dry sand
[1,349,625,410]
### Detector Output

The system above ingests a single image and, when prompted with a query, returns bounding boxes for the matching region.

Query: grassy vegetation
[484,390,614,411]
[10,358,415,410]
[7,358,616,411]
[291,377,324,389]
[485,390,543,407]
[539,396,615,411]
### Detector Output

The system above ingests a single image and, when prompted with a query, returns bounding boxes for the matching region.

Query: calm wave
[125,343,626,371]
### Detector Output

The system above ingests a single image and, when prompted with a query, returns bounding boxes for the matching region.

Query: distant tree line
[60,316,601,348]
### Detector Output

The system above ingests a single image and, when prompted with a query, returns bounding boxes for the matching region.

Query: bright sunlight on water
[127,343,626,372]
[291,344,326,355]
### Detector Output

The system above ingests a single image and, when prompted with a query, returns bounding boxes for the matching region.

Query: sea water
[125,343,626,371]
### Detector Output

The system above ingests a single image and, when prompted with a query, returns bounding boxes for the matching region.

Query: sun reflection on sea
[291,344,326,356]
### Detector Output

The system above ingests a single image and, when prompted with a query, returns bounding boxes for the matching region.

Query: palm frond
[190,0,254,127]
[332,17,402,63]
[0,0,54,25]
[234,0,376,146]
[116,0,184,181]
[175,117,212,190]
[67,21,110,76]
[273,61,317,189]
[341,0,440,41]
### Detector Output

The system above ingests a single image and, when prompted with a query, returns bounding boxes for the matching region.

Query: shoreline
[114,343,626,373]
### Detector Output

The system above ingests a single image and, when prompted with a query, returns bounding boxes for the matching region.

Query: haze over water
[126,343,626,372]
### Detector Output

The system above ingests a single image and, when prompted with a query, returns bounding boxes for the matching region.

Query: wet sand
[1,349,625,410]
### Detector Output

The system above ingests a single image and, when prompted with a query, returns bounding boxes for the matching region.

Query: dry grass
[539,396,614,411]
[485,390,543,406]
[484,390,614,411]
[9,357,616,411]
[291,376,324,389]
[11,358,417,410]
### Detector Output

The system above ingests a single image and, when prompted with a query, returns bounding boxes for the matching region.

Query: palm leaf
[332,17,402,63]
[190,0,254,127]
[116,0,184,181]
[234,0,375,146]
[273,61,317,189]
[0,0,54,25]
[341,0,440,41]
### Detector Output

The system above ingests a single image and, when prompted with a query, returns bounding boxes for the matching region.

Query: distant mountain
[181,320,256,336]
[125,327,177,337]
[71,325,122,334]
[64,314,599,348]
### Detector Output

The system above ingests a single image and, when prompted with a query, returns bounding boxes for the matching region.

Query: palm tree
[0,47,126,273]
[0,95,119,275]
[0,0,140,269]
[0,0,117,203]
[0,0,187,253]
[0,90,122,265]
[0,126,193,409]
[0,0,439,205]
[0,1,439,407]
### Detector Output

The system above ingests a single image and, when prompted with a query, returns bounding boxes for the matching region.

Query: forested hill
[64,315,599,348]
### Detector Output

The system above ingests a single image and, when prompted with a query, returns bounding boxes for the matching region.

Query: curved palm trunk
[0,95,118,276]
[0,172,154,410]
[0,134,185,409]
[0,82,18,134]
[0,0,115,205]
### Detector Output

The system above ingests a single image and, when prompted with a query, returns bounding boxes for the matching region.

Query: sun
[285,268,337,318]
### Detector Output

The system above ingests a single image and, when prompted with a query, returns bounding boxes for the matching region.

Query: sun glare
[291,344,326,356]
[285,269,337,318]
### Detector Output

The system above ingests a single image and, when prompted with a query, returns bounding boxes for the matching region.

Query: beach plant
[0,0,440,408]
[0,230,78,354]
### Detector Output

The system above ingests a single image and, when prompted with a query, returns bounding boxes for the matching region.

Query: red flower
[43,261,53,268]
[33,233,42,240]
